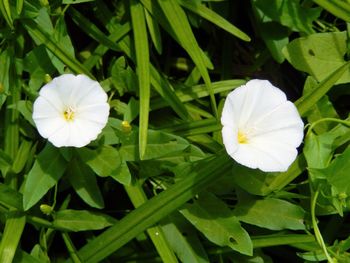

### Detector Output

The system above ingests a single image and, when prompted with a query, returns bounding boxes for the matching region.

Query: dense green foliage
[0,0,349,262]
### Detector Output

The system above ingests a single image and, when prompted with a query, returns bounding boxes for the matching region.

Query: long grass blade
[66,152,231,263]
[178,0,250,41]
[130,0,151,160]
[313,0,350,22]
[156,0,218,117]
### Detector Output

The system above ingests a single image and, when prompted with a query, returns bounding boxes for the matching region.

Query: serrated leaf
[180,192,253,256]
[23,144,66,211]
[234,197,306,231]
[53,209,116,232]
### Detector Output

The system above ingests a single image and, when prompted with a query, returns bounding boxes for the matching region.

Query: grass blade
[67,152,231,263]
[22,20,93,78]
[130,0,151,159]
[313,0,350,22]
[157,0,218,117]
[0,211,26,263]
[178,0,250,41]
[295,62,350,116]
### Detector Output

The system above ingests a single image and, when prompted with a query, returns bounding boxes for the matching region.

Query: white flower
[221,79,304,172]
[32,74,110,148]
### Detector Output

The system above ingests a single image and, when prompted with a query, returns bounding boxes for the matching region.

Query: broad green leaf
[178,0,250,41]
[313,0,350,23]
[251,3,288,63]
[0,211,26,263]
[253,0,321,33]
[130,0,150,159]
[68,152,232,263]
[23,144,66,210]
[110,56,138,97]
[304,132,338,169]
[76,146,122,178]
[234,197,306,231]
[67,159,104,209]
[53,209,116,232]
[180,192,253,256]
[0,183,22,210]
[283,32,350,85]
[304,77,339,134]
[323,147,350,199]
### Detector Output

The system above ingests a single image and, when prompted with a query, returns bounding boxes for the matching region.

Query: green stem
[62,232,82,263]
[311,190,335,263]
[307,117,350,136]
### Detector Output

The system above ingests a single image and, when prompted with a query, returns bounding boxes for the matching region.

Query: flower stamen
[63,106,75,121]
[237,130,248,144]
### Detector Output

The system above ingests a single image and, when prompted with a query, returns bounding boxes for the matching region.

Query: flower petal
[222,126,239,155]
[32,74,110,148]
[221,79,304,172]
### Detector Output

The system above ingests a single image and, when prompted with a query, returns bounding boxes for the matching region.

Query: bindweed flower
[33,74,110,148]
[221,79,304,172]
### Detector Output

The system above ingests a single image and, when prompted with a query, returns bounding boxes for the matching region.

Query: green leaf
[130,0,151,159]
[234,197,306,231]
[69,152,232,263]
[53,209,116,232]
[283,32,350,85]
[304,77,339,134]
[0,183,22,210]
[23,144,67,210]
[76,146,122,178]
[67,159,104,209]
[251,3,288,63]
[253,0,321,33]
[180,192,253,256]
[0,211,26,263]
[324,147,350,198]
[304,132,337,169]
[295,61,350,117]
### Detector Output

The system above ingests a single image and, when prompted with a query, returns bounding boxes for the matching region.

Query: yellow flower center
[63,107,75,121]
[237,130,248,144]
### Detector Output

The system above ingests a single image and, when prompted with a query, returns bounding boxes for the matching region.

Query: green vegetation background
[0,0,349,262]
